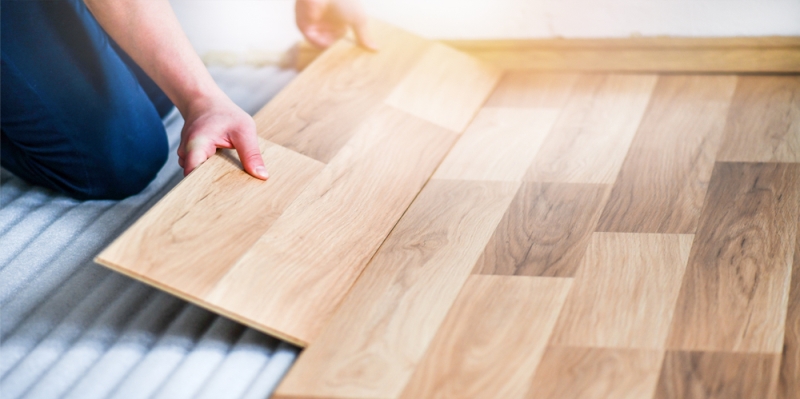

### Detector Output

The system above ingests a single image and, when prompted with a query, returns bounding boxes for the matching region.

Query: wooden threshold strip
[293,36,800,73]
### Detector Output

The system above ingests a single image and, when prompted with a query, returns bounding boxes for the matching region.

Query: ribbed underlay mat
[0,66,299,399]
[96,22,502,347]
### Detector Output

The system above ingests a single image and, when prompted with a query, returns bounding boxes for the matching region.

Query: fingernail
[255,166,269,179]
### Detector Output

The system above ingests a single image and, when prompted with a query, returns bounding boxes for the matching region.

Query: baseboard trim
[293,36,800,73]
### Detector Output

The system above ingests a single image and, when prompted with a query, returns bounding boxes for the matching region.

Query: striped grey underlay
[0,66,300,399]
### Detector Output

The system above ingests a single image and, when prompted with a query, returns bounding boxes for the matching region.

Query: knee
[77,127,169,200]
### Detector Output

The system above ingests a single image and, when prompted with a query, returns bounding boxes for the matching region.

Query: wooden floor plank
[654,351,781,399]
[254,21,431,163]
[98,25,499,347]
[779,225,800,399]
[525,74,658,184]
[432,108,560,182]
[597,75,738,234]
[205,106,458,345]
[550,233,693,349]
[398,275,571,399]
[275,180,519,399]
[716,76,800,163]
[666,162,800,353]
[473,182,609,277]
[97,139,323,298]
[385,42,501,132]
[483,72,579,108]
[526,347,664,399]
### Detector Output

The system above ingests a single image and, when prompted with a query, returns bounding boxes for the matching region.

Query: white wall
[171,0,800,63]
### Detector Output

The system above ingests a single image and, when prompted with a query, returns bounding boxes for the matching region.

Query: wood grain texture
[255,21,430,163]
[432,108,560,181]
[654,351,781,399]
[526,347,664,399]
[667,162,800,353]
[550,233,694,349]
[779,225,800,399]
[525,74,657,184]
[275,180,519,399]
[399,275,572,399]
[483,72,579,108]
[596,75,738,234]
[716,76,800,163]
[205,106,457,345]
[97,139,324,297]
[385,42,501,132]
[473,182,609,277]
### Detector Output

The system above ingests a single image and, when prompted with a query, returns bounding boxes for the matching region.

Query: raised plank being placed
[97,22,501,346]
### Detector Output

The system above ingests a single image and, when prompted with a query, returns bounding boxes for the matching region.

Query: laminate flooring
[98,23,800,398]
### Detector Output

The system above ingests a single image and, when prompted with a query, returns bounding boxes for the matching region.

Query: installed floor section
[276,73,800,399]
[0,66,299,399]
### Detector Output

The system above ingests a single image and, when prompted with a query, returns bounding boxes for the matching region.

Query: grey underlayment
[0,66,300,399]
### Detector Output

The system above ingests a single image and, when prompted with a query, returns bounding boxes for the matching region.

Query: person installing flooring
[1,0,376,200]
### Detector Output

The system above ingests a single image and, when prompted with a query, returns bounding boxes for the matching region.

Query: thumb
[184,136,217,177]
[231,131,268,180]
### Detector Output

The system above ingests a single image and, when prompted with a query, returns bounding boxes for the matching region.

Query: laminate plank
[654,351,780,399]
[385,42,501,132]
[483,72,579,108]
[549,233,693,349]
[97,139,324,297]
[205,106,458,345]
[525,74,658,184]
[398,275,572,399]
[473,182,609,277]
[254,21,431,163]
[666,162,800,353]
[716,76,800,163]
[275,180,519,399]
[432,108,560,182]
[526,347,664,399]
[779,225,800,399]
[596,75,738,234]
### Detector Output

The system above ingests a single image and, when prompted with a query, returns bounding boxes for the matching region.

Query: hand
[296,0,377,50]
[178,94,268,179]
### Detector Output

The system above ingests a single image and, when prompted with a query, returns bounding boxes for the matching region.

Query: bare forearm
[83,0,222,115]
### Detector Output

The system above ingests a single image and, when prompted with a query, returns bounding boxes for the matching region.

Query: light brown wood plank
[432,108,560,182]
[666,162,800,353]
[255,21,431,163]
[473,182,609,277]
[526,347,664,399]
[205,106,458,345]
[276,180,519,399]
[525,74,658,184]
[97,139,324,298]
[385,42,501,132]
[398,275,572,399]
[654,351,780,399]
[716,76,800,163]
[483,72,579,108]
[550,233,693,349]
[779,224,800,399]
[597,75,738,234]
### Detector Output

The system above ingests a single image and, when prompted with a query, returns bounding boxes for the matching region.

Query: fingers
[351,16,377,51]
[230,129,269,180]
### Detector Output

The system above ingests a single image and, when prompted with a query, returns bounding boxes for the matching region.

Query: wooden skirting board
[292,35,800,72]
[98,20,800,399]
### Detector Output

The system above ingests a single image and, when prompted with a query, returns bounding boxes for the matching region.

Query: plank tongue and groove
[97,22,501,347]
